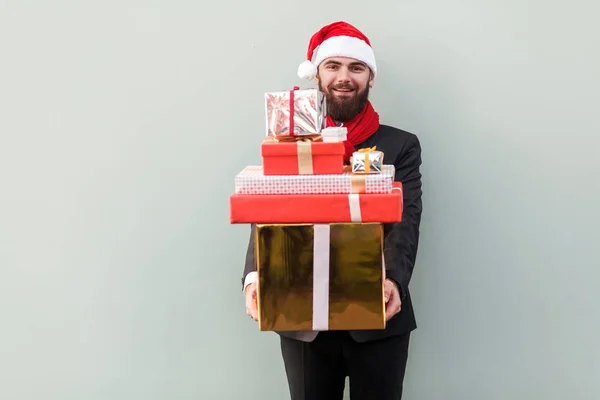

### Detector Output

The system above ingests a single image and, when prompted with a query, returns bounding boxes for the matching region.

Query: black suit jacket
[242,124,423,342]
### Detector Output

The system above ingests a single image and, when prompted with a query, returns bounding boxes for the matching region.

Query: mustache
[329,82,357,91]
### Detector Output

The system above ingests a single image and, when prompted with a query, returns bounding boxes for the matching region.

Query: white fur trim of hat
[297,21,377,80]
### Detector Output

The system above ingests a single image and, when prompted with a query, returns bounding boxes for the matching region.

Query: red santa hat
[297,21,377,80]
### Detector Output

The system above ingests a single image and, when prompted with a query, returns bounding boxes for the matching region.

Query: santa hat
[297,21,377,80]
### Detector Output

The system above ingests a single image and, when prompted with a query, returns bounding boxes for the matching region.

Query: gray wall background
[1,1,599,399]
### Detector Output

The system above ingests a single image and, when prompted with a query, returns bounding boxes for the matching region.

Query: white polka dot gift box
[234,165,395,195]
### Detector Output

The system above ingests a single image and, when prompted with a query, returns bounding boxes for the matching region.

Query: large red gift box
[261,139,345,176]
[229,182,403,224]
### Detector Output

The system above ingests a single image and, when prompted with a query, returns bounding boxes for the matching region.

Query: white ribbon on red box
[348,194,362,222]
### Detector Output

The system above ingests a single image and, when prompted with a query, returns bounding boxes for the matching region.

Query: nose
[336,66,351,83]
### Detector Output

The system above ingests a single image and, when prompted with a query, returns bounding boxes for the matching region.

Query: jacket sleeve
[241,224,257,289]
[383,134,423,300]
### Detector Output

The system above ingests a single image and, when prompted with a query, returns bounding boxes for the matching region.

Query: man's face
[316,56,374,122]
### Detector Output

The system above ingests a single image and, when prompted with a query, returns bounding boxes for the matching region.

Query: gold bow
[272,134,322,143]
[358,146,377,152]
[357,146,377,174]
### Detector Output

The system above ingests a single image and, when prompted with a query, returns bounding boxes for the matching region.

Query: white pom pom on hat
[297,21,377,80]
[297,59,318,80]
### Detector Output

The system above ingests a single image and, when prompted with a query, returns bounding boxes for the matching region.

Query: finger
[246,306,257,320]
[246,298,259,321]
[384,284,392,303]
[249,305,258,321]
[385,292,400,321]
[385,299,396,320]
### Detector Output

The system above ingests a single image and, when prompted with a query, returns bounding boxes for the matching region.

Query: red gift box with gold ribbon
[261,137,345,176]
[229,182,403,224]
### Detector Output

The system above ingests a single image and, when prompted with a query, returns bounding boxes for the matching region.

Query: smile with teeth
[334,88,354,93]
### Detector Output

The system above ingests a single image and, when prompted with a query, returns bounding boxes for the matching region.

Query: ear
[368,71,375,88]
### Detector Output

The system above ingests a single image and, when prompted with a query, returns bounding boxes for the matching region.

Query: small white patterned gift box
[234,165,395,195]
[321,127,347,143]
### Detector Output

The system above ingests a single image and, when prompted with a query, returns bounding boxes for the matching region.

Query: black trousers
[280,331,411,400]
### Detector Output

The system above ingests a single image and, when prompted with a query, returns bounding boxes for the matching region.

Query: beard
[318,79,370,122]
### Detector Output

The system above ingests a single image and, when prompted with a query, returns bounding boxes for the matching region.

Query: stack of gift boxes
[229,87,403,332]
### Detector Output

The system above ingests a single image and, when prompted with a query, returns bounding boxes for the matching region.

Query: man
[242,21,423,400]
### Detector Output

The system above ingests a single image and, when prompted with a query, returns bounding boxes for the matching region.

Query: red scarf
[326,101,380,161]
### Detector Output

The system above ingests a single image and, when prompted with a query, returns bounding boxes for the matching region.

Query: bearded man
[241,21,423,400]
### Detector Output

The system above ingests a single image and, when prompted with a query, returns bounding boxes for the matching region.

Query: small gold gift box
[255,223,386,332]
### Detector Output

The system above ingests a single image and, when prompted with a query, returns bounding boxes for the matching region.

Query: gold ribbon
[267,134,321,175]
[272,134,322,143]
[296,139,314,174]
[357,146,377,174]
[350,174,366,193]
[344,165,367,193]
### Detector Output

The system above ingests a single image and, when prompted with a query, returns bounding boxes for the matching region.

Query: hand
[244,282,258,321]
[384,279,401,321]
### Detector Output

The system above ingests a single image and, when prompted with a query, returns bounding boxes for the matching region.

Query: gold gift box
[255,223,386,331]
